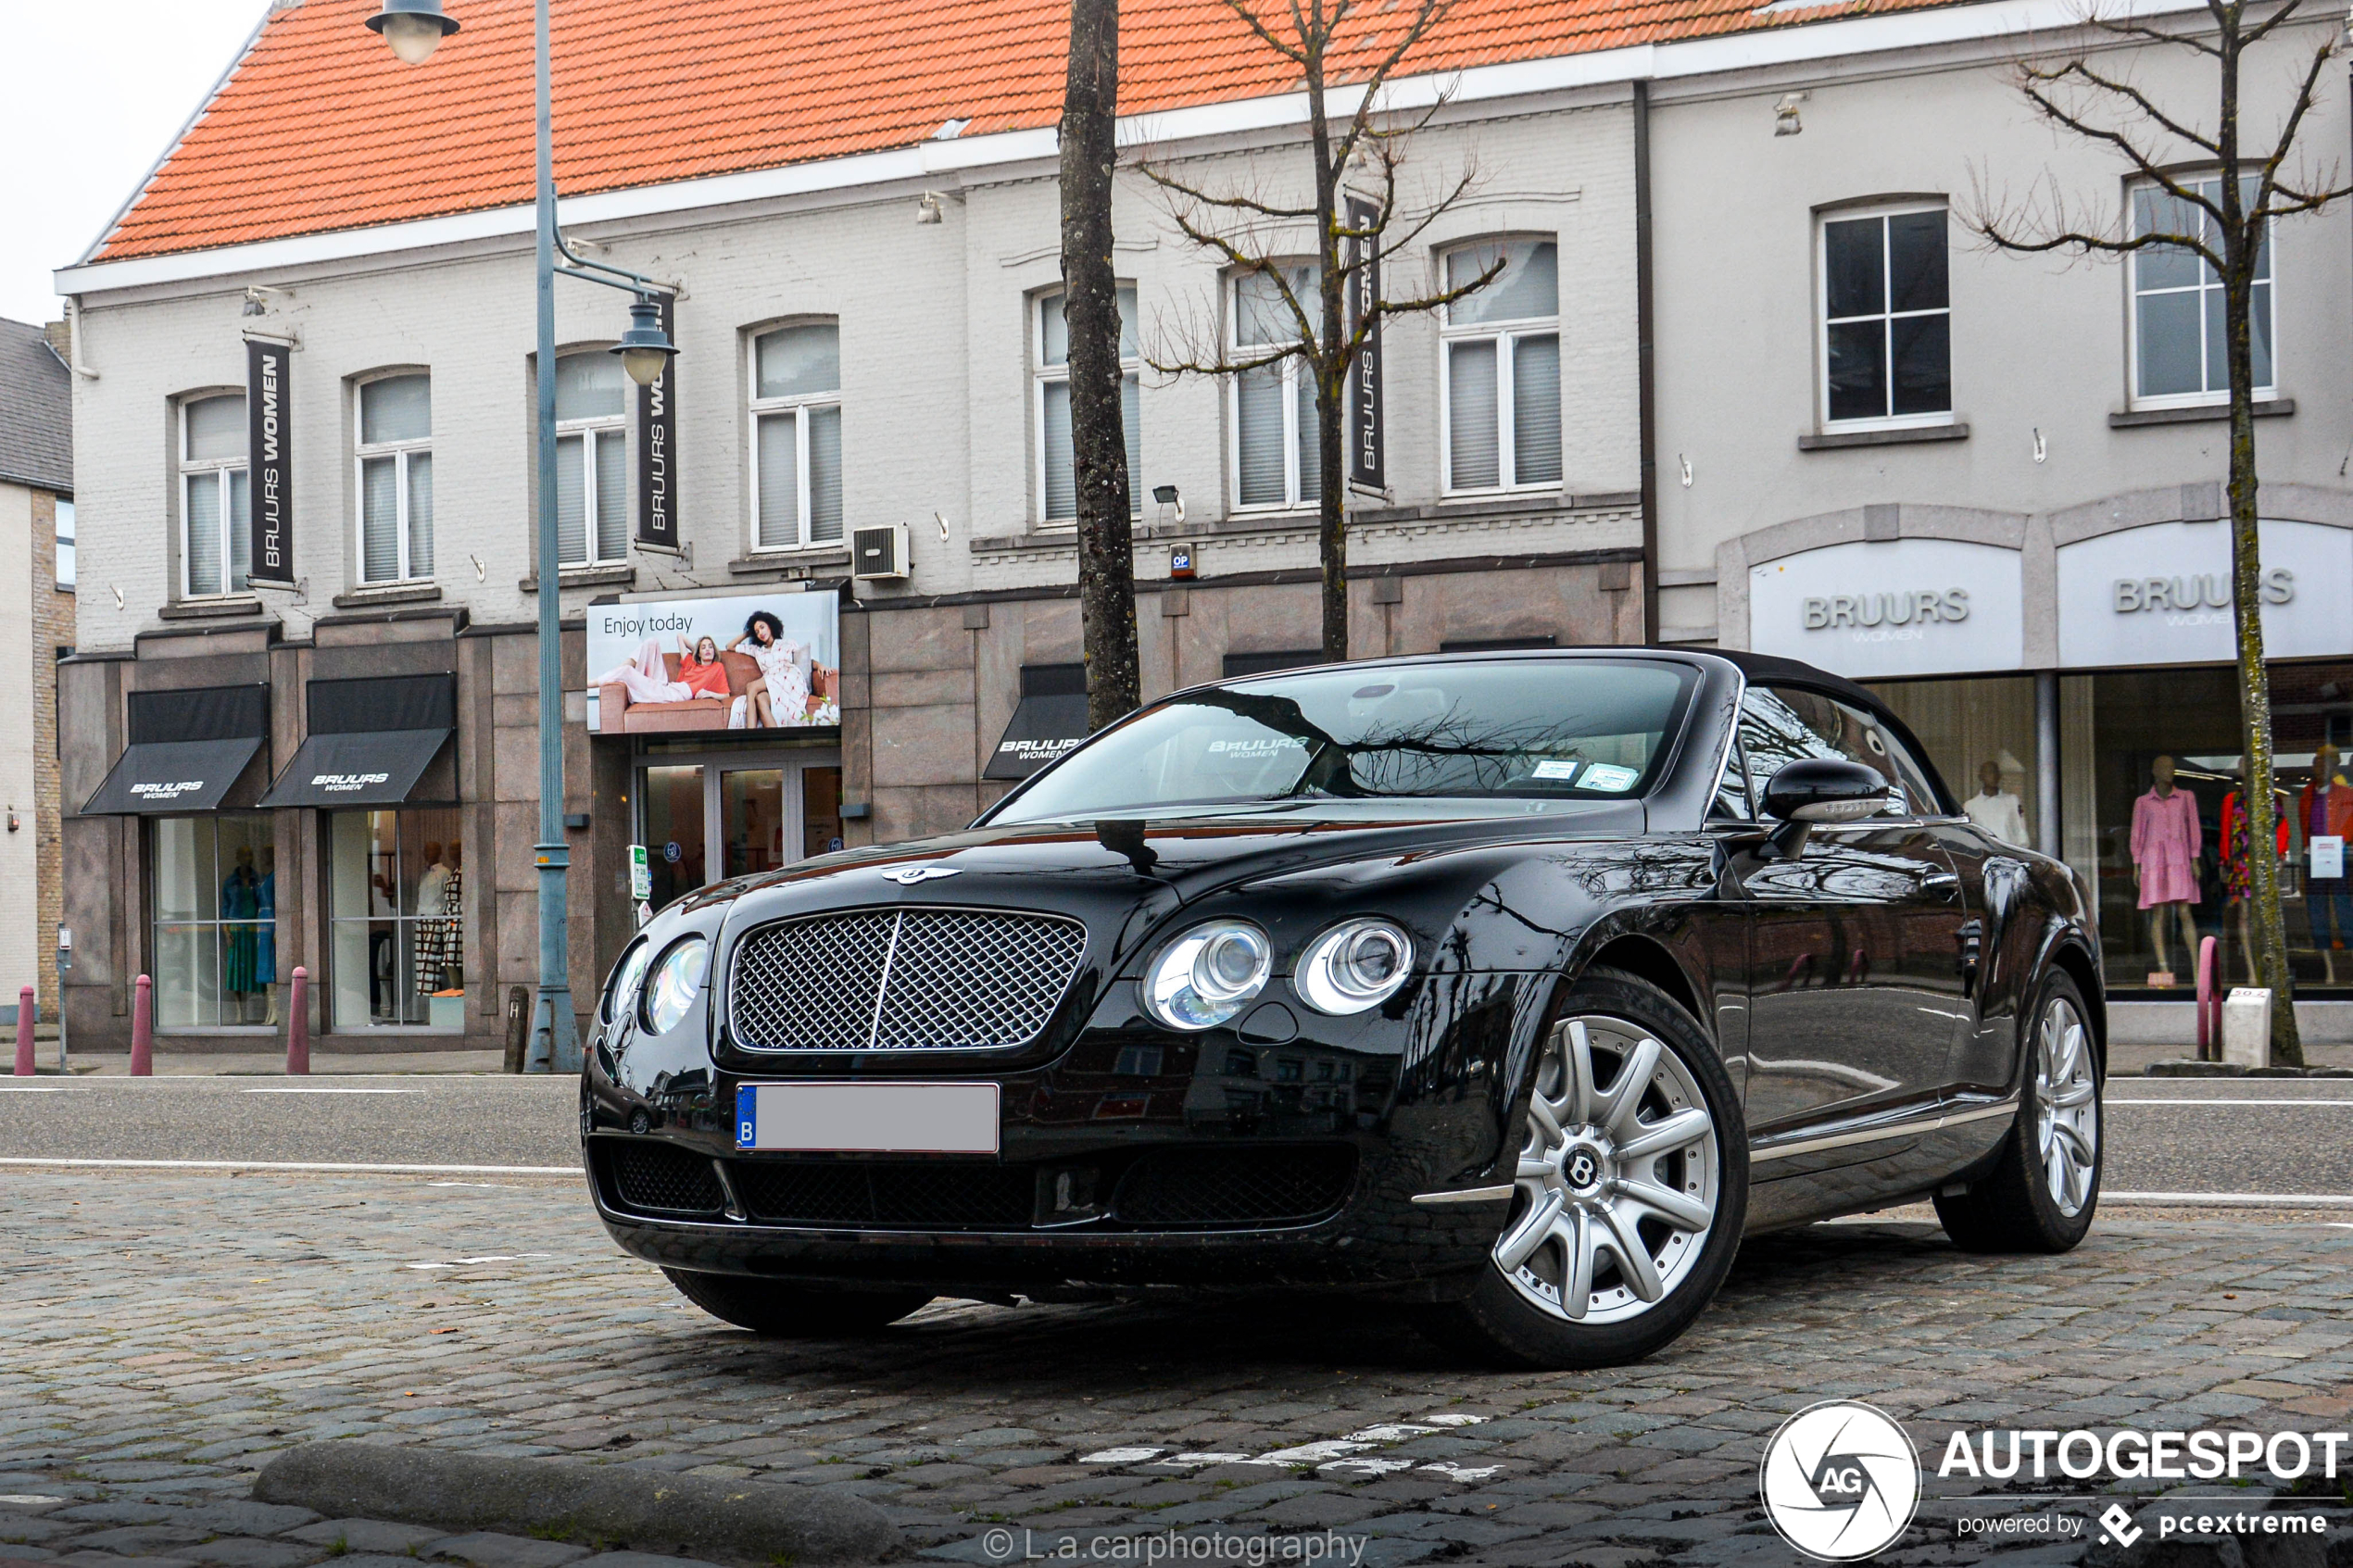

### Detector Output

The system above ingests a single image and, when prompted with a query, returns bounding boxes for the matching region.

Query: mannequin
[222,846,261,1020]
[1964,760,2030,847]
[2219,755,2286,982]
[2298,745,2353,984]
[414,843,451,999]
[2131,755,2201,982]
[257,846,279,1026]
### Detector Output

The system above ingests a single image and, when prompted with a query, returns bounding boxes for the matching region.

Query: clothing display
[222,865,261,993]
[417,867,464,993]
[2130,785,2201,909]
[2219,791,2289,899]
[255,870,276,986]
[1964,789,2029,847]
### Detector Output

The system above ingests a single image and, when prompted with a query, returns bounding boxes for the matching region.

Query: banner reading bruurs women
[585,590,840,735]
[635,296,678,551]
[245,338,294,588]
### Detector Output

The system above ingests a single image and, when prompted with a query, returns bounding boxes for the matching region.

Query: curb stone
[251,1442,903,1566]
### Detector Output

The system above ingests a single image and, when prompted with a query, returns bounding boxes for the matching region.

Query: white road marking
[0,1084,88,1092]
[1080,1448,1164,1464]
[0,1157,577,1175]
[2109,1098,2353,1107]
[1088,1416,1492,1474]
[2103,1190,2353,1207]
[240,1085,426,1095]
[402,1253,555,1271]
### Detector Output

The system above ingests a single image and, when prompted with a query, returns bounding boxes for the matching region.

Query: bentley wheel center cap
[1562,1138,1610,1197]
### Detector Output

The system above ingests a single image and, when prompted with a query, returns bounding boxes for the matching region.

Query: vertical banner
[1343,195,1385,495]
[635,296,678,550]
[245,338,294,587]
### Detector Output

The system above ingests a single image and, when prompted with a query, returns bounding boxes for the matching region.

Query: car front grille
[608,1141,726,1216]
[732,1160,1038,1229]
[1112,1147,1357,1227]
[729,908,1087,1052]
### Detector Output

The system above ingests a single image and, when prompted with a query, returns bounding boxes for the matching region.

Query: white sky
[0,0,270,326]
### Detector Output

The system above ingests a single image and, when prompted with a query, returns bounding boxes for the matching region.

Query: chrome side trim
[1411,1184,1515,1206]
[1749,1098,2018,1164]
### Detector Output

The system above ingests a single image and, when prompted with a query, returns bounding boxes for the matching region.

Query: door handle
[1923,871,1961,896]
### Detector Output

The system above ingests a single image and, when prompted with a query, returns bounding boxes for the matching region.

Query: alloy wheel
[1494,1014,1720,1325]
[2032,994,2099,1215]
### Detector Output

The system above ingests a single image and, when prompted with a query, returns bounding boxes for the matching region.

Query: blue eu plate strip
[735,1084,757,1150]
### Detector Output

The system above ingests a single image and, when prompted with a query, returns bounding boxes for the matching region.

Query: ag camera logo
[1760,1400,1920,1561]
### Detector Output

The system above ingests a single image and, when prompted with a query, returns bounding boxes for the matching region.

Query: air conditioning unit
[852,523,910,581]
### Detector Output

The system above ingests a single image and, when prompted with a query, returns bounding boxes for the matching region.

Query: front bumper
[581,972,1547,1293]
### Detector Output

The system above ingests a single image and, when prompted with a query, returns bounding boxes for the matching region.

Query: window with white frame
[180,395,249,597]
[1441,240,1561,493]
[2132,176,2271,406]
[1821,207,1951,426]
[750,323,842,550]
[1231,264,1321,510]
[555,353,628,567]
[1037,286,1142,523]
[356,374,434,583]
[55,498,74,591]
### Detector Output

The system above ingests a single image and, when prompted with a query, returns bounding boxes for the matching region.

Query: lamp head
[366,0,460,65]
[611,297,678,387]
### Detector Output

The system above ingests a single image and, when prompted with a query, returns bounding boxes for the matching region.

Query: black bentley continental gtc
[583,649,2104,1367]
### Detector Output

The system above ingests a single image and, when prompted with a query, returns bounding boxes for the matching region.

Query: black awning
[258,672,457,808]
[82,681,271,815]
[984,663,1091,781]
[259,728,451,808]
[81,736,267,815]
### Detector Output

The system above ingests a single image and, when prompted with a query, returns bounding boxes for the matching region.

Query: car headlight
[640,936,710,1035]
[1142,920,1272,1031]
[1293,919,1414,1015]
[604,938,654,1026]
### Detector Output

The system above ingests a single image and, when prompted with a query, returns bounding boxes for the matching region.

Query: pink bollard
[285,966,310,1075]
[131,973,154,1077]
[2196,935,2220,1060]
[12,986,31,1076]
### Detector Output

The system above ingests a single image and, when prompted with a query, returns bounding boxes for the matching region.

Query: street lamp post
[369,0,674,1074]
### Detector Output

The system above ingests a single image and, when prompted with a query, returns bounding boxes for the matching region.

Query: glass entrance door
[721,769,786,880]
[636,752,841,909]
[642,764,708,911]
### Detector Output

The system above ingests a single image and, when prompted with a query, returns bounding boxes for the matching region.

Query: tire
[1426,967,1748,1370]
[661,1269,934,1336]
[1934,968,2101,1253]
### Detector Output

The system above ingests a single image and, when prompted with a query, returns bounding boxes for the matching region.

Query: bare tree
[1142,0,1499,663]
[1063,0,1140,729]
[1967,0,2348,1066]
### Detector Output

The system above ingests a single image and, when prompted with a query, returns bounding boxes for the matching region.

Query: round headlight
[640,936,710,1035]
[1142,920,1272,1031]
[604,938,654,1025]
[1294,919,1414,1015]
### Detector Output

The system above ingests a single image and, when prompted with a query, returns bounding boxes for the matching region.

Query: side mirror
[1757,759,1890,857]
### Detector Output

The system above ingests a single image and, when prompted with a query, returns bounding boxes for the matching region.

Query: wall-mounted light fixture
[916,192,947,224]
[1153,483,1184,524]
[1774,93,1808,136]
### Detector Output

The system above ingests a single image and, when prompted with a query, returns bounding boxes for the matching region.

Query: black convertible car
[583,648,2104,1367]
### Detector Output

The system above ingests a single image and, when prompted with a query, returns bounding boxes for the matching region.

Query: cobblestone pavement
[6,1173,2353,1567]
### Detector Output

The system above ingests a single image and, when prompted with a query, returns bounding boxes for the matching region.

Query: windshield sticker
[1529,759,1581,782]
[1579,763,1642,793]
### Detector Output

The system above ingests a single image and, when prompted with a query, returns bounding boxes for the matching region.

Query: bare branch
[2039,56,2221,155]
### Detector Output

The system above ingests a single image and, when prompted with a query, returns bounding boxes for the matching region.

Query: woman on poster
[729,610,812,728]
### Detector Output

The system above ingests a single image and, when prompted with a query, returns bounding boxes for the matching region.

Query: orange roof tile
[94,0,1969,263]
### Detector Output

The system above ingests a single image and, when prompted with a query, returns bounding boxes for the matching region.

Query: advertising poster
[585,590,840,735]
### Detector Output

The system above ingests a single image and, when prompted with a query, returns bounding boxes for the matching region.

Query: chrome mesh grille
[730,908,1087,1052]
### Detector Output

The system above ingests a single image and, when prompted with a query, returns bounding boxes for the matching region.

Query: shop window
[750,322,842,550]
[1036,286,1142,523]
[1871,676,2042,851]
[1441,239,1561,492]
[330,809,465,1029]
[356,374,434,583]
[555,353,628,567]
[1820,207,1951,427]
[180,395,249,597]
[2131,176,2271,407]
[150,813,276,1030]
[1230,264,1321,511]
[641,764,708,910]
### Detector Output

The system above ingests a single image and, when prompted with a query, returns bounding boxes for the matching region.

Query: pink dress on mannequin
[2131,787,2201,909]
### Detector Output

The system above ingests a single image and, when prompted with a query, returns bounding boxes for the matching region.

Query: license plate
[735,1081,1001,1154]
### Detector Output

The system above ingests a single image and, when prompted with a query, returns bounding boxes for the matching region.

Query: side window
[1738,685,1931,817]
[1709,734,1752,821]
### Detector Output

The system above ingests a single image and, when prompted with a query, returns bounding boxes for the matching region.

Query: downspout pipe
[1633,78,1661,646]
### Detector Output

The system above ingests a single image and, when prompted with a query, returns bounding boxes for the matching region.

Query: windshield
[991,659,1696,823]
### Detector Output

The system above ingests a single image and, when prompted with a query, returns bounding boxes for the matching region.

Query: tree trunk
[2215,31,2301,1065]
[1061,0,1139,730]
[1304,27,1350,664]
